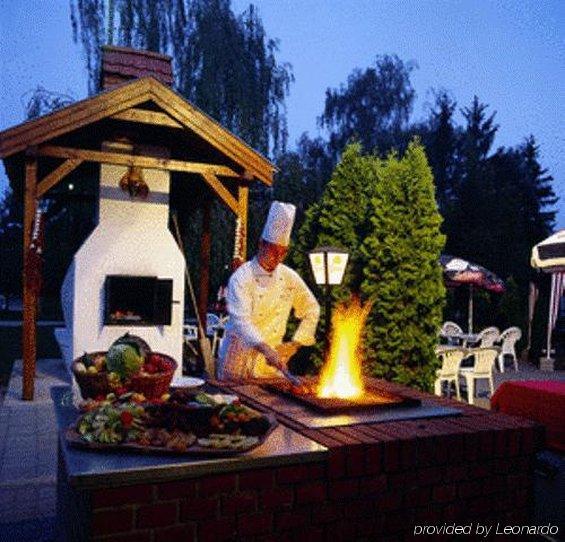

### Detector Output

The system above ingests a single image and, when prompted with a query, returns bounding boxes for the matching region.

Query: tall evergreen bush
[361,142,445,390]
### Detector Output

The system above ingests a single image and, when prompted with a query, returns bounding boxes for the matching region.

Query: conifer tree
[292,143,379,299]
[361,141,445,390]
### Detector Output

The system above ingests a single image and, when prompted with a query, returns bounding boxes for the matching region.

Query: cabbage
[106,344,143,379]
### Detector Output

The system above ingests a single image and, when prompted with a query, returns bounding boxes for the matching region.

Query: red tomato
[144,363,157,374]
[120,411,134,427]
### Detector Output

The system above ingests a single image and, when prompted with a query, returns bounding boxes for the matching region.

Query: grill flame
[317,297,371,399]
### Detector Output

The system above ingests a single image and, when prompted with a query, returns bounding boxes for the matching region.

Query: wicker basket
[72,352,111,399]
[128,353,177,400]
[72,351,177,400]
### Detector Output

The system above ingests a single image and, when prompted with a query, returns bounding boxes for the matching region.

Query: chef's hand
[256,342,283,370]
[275,341,300,363]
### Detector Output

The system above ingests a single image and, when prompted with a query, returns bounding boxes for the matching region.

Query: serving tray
[65,413,277,457]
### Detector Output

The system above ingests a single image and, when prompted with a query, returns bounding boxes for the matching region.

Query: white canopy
[531,229,565,272]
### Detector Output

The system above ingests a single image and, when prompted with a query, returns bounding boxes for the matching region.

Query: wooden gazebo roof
[0,72,276,400]
[0,76,276,198]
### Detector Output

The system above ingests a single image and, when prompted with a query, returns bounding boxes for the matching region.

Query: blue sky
[1,0,563,227]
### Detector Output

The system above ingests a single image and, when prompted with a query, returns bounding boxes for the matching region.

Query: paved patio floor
[0,358,68,541]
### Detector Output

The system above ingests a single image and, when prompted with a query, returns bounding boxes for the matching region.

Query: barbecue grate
[264,380,421,414]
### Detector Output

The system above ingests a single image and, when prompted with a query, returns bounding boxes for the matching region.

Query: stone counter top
[52,386,327,489]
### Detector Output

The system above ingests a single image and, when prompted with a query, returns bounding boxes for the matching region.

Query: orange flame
[317,297,372,399]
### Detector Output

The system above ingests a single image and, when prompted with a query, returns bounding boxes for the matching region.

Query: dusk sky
[1,0,563,227]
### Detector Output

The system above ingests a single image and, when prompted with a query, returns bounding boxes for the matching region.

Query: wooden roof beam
[148,80,276,185]
[110,108,183,129]
[201,171,239,214]
[37,159,83,198]
[37,145,240,178]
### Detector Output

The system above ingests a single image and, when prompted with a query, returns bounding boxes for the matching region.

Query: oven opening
[104,275,173,326]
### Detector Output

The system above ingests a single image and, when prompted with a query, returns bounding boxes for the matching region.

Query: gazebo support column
[22,154,39,401]
[198,199,212,326]
[238,183,249,261]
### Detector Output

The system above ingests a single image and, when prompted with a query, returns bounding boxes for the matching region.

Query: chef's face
[257,239,288,272]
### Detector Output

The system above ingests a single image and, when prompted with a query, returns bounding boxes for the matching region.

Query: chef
[217,201,320,380]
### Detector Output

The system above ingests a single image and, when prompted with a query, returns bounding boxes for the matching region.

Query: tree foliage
[272,134,334,232]
[319,54,416,157]
[70,0,293,157]
[360,142,445,390]
[416,90,461,213]
[292,142,445,390]
[292,143,378,298]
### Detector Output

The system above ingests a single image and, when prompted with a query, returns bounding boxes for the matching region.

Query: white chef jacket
[217,258,320,380]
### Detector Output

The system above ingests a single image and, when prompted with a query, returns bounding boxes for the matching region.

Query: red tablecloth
[491,381,565,453]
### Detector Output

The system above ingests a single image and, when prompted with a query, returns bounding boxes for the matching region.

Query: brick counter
[54,380,543,541]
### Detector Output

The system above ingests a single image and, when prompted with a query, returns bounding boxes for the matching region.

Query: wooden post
[22,153,38,401]
[198,199,212,327]
[238,182,249,261]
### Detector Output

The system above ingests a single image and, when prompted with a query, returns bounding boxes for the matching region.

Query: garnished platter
[65,390,277,456]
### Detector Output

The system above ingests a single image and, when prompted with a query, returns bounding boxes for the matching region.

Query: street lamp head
[308,246,349,286]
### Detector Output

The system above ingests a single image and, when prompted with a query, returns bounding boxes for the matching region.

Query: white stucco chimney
[60,141,185,378]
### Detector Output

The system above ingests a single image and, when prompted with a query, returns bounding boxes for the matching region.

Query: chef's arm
[290,274,321,347]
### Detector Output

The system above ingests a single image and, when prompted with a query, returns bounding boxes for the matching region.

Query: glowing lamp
[308,246,349,286]
[308,246,349,348]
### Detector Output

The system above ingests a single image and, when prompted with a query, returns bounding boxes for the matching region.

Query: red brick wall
[61,419,540,542]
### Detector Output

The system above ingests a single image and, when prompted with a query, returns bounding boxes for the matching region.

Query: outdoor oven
[58,141,185,378]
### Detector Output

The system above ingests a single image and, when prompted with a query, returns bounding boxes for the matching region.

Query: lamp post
[308,246,349,345]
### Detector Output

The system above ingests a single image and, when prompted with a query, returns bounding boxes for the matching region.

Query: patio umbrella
[531,230,565,360]
[440,255,506,334]
[531,229,565,272]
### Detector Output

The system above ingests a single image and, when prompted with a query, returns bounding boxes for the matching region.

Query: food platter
[65,390,277,456]
[65,414,277,456]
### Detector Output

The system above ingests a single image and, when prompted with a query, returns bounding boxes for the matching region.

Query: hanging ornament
[231,217,245,271]
[119,166,149,199]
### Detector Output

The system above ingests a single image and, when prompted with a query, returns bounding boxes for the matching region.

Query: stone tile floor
[0,357,563,541]
[0,358,68,541]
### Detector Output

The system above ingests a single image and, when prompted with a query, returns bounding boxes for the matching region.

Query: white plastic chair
[434,348,465,400]
[497,327,522,372]
[474,326,500,348]
[459,348,497,405]
[439,321,464,345]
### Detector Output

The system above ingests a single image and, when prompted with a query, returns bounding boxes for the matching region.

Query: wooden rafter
[201,171,239,214]
[148,80,275,186]
[110,108,182,129]
[37,145,240,178]
[37,159,83,198]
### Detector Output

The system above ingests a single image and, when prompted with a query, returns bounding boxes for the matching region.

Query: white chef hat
[261,201,296,246]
